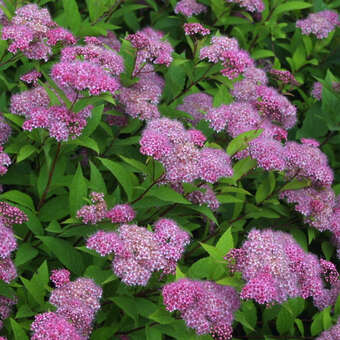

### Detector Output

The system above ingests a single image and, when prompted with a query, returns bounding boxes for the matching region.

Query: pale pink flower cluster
[187,184,220,210]
[316,317,340,339]
[162,279,240,339]
[20,70,41,86]
[0,202,27,283]
[140,118,233,184]
[32,277,102,339]
[184,23,210,36]
[118,66,164,120]
[226,228,339,308]
[127,27,173,75]
[311,81,340,100]
[77,193,135,225]
[10,84,93,141]
[0,296,16,330]
[296,10,340,39]
[269,69,299,86]
[87,220,190,285]
[97,31,121,51]
[177,93,213,125]
[226,0,264,12]
[1,4,76,61]
[50,269,71,288]
[200,35,254,79]
[174,0,207,17]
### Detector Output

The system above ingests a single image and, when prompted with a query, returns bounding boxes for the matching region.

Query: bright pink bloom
[20,70,41,86]
[174,0,207,17]
[226,0,265,12]
[50,269,71,288]
[77,192,107,225]
[184,23,210,36]
[177,93,213,124]
[106,204,135,223]
[162,279,239,339]
[297,10,340,39]
[187,184,220,210]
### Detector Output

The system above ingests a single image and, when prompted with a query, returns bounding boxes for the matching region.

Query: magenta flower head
[106,204,135,224]
[20,70,41,86]
[174,0,207,17]
[316,317,340,339]
[187,184,220,210]
[0,148,11,176]
[77,192,108,225]
[177,93,213,125]
[162,279,240,339]
[50,269,71,288]
[226,228,338,306]
[269,69,299,86]
[296,10,340,39]
[226,0,265,13]
[284,141,333,186]
[31,312,86,340]
[184,23,210,36]
[0,201,28,227]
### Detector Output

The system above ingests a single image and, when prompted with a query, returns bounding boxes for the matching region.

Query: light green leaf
[69,164,88,215]
[17,144,37,163]
[0,190,35,211]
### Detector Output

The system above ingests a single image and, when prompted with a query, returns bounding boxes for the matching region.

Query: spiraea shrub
[0,0,339,339]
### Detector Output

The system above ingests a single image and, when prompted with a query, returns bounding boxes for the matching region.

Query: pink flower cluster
[10,84,93,141]
[226,229,339,307]
[311,81,340,100]
[0,114,11,176]
[226,0,265,13]
[31,276,102,339]
[50,269,71,288]
[200,35,254,79]
[177,93,213,125]
[77,192,135,225]
[127,27,173,75]
[1,4,76,61]
[0,202,27,283]
[0,296,16,330]
[174,0,207,17]
[316,317,340,339]
[187,184,220,210]
[162,279,240,339]
[140,118,233,184]
[296,10,340,39]
[86,219,190,285]
[184,23,210,36]
[269,69,299,86]
[20,70,41,86]
[118,66,164,120]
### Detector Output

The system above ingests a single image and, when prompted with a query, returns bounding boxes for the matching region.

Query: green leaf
[14,244,39,267]
[252,49,275,60]
[119,155,148,174]
[295,318,304,336]
[216,194,244,203]
[111,296,139,323]
[321,241,334,260]
[176,265,186,280]
[86,0,107,23]
[98,158,133,201]
[37,236,85,275]
[255,173,276,204]
[69,164,88,216]
[279,178,311,192]
[216,275,244,288]
[148,308,175,324]
[235,310,255,332]
[276,306,294,335]
[16,144,37,163]
[216,228,233,254]
[230,157,257,182]
[272,1,312,17]
[62,0,82,33]
[82,105,104,137]
[10,318,29,340]
[189,205,218,225]
[0,190,35,211]
[39,195,70,222]
[227,129,263,156]
[68,136,100,154]
[147,185,190,205]
[89,161,107,194]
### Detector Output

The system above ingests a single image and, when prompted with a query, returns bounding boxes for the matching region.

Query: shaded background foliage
[0,0,339,339]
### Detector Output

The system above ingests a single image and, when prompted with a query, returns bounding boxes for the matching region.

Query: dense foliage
[0,0,339,339]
